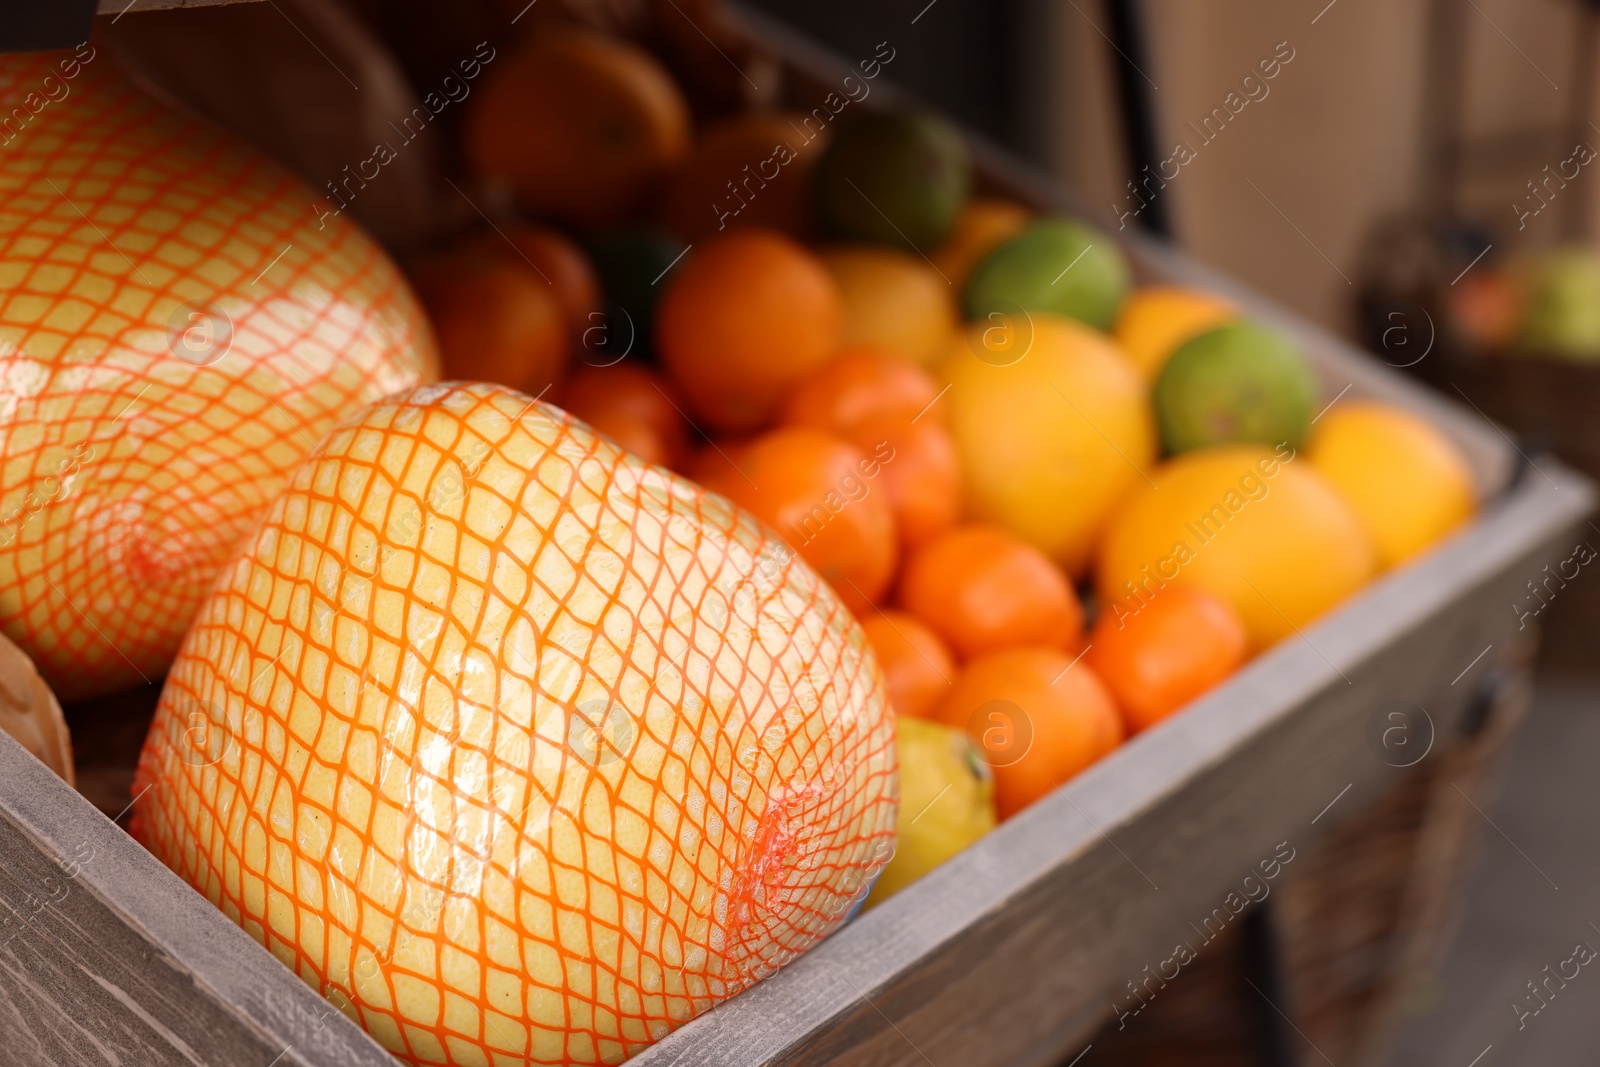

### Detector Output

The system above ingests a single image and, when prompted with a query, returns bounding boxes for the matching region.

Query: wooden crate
[0,5,1593,1067]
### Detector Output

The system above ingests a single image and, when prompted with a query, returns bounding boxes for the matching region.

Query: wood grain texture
[0,729,398,1067]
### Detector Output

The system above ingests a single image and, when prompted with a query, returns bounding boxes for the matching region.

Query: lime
[813,110,971,251]
[964,217,1130,330]
[1153,321,1319,453]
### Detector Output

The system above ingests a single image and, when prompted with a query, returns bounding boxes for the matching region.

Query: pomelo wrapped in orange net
[134,382,897,1066]
[0,49,436,699]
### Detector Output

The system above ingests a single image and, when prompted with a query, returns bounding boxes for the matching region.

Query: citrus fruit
[964,217,1130,330]
[1086,585,1248,733]
[781,346,943,433]
[661,110,829,242]
[463,29,691,229]
[657,228,842,431]
[853,414,961,548]
[1153,320,1320,453]
[558,362,690,469]
[859,609,956,720]
[864,716,994,906]
[1449,269,1523,350]
[1307,402,1476,569]
[585,226,688,361]
[696,427,897,613]
[1096,444,1376,651]
[931,198,1031,292]
[0,50,436,700]
[1112,285,1236,379]
[931,647,1123,819]
[819,246,957,367]
[133,382,896,1067]
[412,251,570,397]
[898,525,1083,658]
[459,225,602,341]
[1521,246,1600,358]
[813,110,971,251]
[941,314,1156,573]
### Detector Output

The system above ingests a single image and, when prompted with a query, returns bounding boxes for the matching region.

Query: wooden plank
[0,729,397,1067]
[629,459,1592,1067]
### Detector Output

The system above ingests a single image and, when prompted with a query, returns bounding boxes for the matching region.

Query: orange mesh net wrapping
[134,382,898,1066]
[0,49,436,699]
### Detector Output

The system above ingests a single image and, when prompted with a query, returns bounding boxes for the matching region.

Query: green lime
[1521,246,1600,360]
[1153,321,1319,453]
[963,217,1130,330]
[813,110,971,251]
[584,227,688,362]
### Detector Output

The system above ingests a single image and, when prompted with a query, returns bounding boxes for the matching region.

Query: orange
[820,246,957,367]
[559,362,690,468]
[1086,585,1248,733]
[899,525,1083,658]
[657,228,842,431]
[134,382,896,1067]
[1096,444,1376,651]
[860,609,956,719]
[780,346,944,433]
[661,110,829,242]
[1307,402,1477,570]
[932,647,1123,819]
[697,427,898,612]
[853,413,961,547]
[460,224,602,339]
[941,314,1155,574]
[463,29,691,228]
[411,251,570,397]
[1112,285,1237,379]
[930,197,1031,291]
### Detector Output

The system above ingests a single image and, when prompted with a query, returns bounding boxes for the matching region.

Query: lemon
[1308,402,1476,569]
[822,245,957,367]
[942,313,1155,575]
[865,716,995,907]
[1113,285,1236,379]
[1097,444,1376,650]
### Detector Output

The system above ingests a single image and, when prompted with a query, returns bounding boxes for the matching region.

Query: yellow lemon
[942,313,1156,575]
[930,197,1032,292]
[1096,444,1376,651]
[1113,285,1237,379]
[822,245,958,367]
[1308,402,1477,569]
[866,716,996,907]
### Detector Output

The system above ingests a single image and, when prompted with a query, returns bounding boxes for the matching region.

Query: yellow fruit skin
[1112,286,1236,379]
[1308,402,1476,569]
[821,246,957,367]
[930,198,1031,293]
[1097,444,1376,651]
[864,716,994,907]
[942,314,1156,575]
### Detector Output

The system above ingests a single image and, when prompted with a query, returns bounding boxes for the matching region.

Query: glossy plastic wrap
[0,48,438,700]
[132,382,898,1066]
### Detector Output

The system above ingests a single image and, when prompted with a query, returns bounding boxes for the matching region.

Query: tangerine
[697,427,897,612]
[559,362,690,468]
[859,609,956,719]
[1086,585,1248,733]
[932,647,1123,819]
[411,251,569,396]
[899,525,1083,658]
[657,228,842,431]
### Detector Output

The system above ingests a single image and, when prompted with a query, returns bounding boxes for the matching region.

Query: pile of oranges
[413,20,1482,888]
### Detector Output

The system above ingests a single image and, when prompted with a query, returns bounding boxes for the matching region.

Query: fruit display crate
[0,7,1594,1067]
